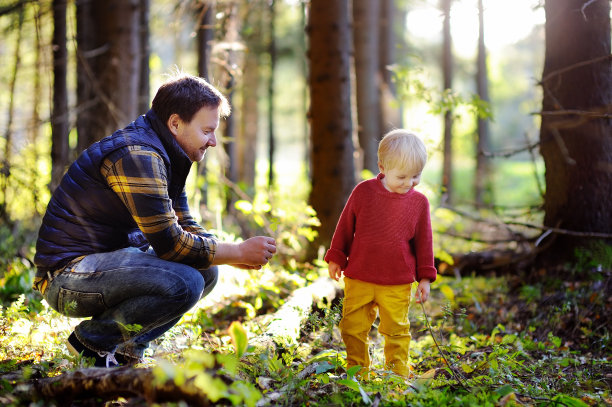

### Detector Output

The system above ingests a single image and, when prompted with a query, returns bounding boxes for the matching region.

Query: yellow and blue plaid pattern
[101,146,217,267]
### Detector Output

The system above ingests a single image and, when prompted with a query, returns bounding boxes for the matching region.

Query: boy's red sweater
[324,173,437,285]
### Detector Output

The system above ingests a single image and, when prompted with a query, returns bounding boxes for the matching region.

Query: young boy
[325,129,437,378]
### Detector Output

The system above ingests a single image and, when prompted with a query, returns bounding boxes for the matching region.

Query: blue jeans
[43,247,218,359]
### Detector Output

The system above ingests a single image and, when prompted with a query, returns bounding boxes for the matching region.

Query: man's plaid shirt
[101,145,217,267]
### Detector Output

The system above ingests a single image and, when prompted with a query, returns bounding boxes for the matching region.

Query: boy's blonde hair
[377,129,428,173]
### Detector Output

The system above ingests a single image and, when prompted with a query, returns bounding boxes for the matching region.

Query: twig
[418,295,470,391]
[580,0,598,20]
[540,54,612,84]
[505,219,612,239]
[441,204,612,240]
[479,140,540,159]
[523,132,545,198]
[436,229,531,245]
[539,109,612,120]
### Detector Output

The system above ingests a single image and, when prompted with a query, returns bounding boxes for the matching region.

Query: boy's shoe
[67,332,120,368]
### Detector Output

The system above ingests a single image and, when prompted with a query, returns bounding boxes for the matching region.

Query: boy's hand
[328,262,343,281]
[415,279,431,303]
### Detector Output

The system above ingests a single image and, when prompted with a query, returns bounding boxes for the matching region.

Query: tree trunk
[76,0,143,152]
[474,0,492,208]
[440,0,454,205]
[307,0,354,259]
[196,0,215,208]
[197,0,214,82]
[27,3,44,214]
[538,0,612,265]
[238,1,262,194]
[353,0,381,174]
[137,0,150,116]
[267,0,276,189]
[51,0,69,192]
[379,0,402,133]
[0,4,24,222]
[215,1,241,212]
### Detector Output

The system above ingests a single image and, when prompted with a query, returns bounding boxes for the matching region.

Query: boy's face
[379,164,422,194]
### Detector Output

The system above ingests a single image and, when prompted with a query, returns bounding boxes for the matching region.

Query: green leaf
[346,365,362,378]
[337,378,360,392]
[552,395,589,407]
[315,361,335,374]
[228,321,248,357]
[234,200,253,214]
[439,284,455,303]
[460,362,474,373]
[495,384,514,397]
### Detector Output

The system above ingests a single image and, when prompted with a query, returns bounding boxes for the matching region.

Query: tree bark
[196,0,215,208]
[238,1,262,194]
[267,0,276,189]
[307,0,354,259]
[538,0,612,265]
[15,366,210,406]
[76,0,143,152]
[197,0,215,82]
[353,0,381,174]
[137,0,150,116]
[379,0,402,133]
[51,0,69,192]
[440,0,454,205]
[0,3,24,222]
[474,0,493,208]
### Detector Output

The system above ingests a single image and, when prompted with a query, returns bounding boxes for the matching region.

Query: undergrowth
[0,238,610,405]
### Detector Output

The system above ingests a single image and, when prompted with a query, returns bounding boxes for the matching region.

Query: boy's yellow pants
[340,277,412,377]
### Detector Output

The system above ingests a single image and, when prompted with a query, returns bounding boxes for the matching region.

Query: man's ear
[167,113,181,137]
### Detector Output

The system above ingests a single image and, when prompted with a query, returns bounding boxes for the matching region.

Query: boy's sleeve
[414,198,437,282]
[324,192,357,269]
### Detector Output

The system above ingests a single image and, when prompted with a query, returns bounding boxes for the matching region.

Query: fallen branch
[13,366,210,406]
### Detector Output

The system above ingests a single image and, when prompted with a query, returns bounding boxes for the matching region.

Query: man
[34,73,276,367]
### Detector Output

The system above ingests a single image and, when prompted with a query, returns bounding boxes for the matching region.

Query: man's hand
[328,261,343,281]
[415,279,431,303]
[214,236,276,267]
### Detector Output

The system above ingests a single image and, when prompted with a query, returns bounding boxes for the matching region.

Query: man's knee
[200,266,218,298]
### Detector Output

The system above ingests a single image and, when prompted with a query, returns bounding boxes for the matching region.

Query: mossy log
[249,276,341,353]
[14,366,210,406]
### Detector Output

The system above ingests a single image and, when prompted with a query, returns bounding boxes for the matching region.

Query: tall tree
[51,0,69,192]
[538,0,612,265]
[196,0,215,208]
[474,0,492,207]
[1,3,24,222]
[215,0,242,211]
[440,0,454,205]
[238,0,262,193]
[267,0,276,189]
[137,0,150,116]
[353,0,381,174]
[76,0,144,152]
[196,0,214,81]
[307,0,354,259]
[378,0,402,133]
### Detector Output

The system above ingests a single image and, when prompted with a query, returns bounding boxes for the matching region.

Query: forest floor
[0,262,611,406]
